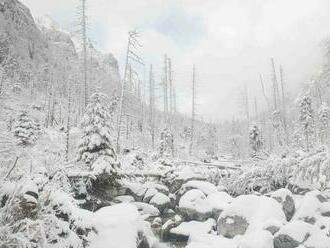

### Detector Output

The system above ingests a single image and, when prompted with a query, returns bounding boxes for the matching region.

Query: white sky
[21,0,330,121]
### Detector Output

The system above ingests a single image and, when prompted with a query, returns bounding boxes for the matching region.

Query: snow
[180,180,218,196]
[179,189,212,214]
[170,218,216,236]
[113,195,135,203]
[219,195,287,233]
[236,230,274,248]
[132,202,160,219]
[276,220,313,242]
[149,192,170,206]
[187,234,238,248]
[90,203,143,248]
[206,191,233,211]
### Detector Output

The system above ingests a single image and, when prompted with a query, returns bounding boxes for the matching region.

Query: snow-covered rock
[149,192,171,212]
[237,230,274,248]
[206,191,233,219]
[113,195,135,203]
[143,188,158,203]
[179,180,218,196]
[178,189,213,221]
[293,190,329,224]
[168,218,216,242]
[268,188,295,221]
[90,203,146,248]
[187,234,238,248]
[217,195,286,238]
[273,221,314,248]
[132,202,160,219]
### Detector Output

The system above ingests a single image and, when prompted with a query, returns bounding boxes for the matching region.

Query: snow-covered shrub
[159,128,174,157]
[0,176,92,248]
[249,124,263,158]
[224,156,296,196]
[13,111,40,145]
[291,146,330,189]
[78,92,116,166]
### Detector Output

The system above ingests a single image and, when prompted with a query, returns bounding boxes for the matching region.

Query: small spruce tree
[298,95,315,151]
[318,102,329,144]
[249,124,263,157]
[78,92,116,166]
[13,112,38,146]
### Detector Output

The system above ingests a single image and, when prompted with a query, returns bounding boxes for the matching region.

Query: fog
[22,0,330,120]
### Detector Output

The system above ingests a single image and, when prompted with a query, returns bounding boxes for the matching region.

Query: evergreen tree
[13,112,38,146]
[78,92,116,165]
[159,128,174,157]
[298,95,315,151]
[249,124,263,157]
[318,102,329,144]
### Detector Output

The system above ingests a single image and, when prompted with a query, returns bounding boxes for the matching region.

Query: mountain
[0,0,121,98]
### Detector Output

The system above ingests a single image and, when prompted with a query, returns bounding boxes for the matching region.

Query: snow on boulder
[293,190,329,224]
[179,180,218,197]
[237,230,274,248]
[123,182,148,201]
[90,203,144,248]
[149,192,171,212]
[21,179,39,207]
[145,182,169,195]
[132,202,160,219]
[168,218,216,242]
[303,228,330,248]
[179,189,213,221]
[268,188,295,221]
[143,188,158,203]
[187,233,238,248]
[218,195,286,238]
[273,221,314,248]
[113,195,135,203]
[206,192,233,219]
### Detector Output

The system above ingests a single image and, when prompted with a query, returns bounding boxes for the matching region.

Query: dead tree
[189,65,196,155]
[116,31,143,152]
[279,65,288,145]
[163,54,169,124]
[66,86,71,161]
[78,0,88,107]
[149,64,155,149]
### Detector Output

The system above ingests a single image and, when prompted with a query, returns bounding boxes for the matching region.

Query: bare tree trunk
[189,65,196,155]
[66,86,71,161]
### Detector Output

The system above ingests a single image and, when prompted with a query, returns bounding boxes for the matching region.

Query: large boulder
[178,189,213,221]
[90,203,151,248]
[179,180,218,198]
[273,221,313,248]
[293,190,329,224]
[132,202,160,219]
[168,218,216,242]
[217,195,286,238]
[206,192,233,219]
[149,192,171,212]
[268,188,295,221]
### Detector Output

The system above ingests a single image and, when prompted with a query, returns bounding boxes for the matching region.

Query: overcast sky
[22,0,330,121]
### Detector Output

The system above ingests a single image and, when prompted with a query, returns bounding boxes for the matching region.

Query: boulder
[113,195,135,203]
[217,195,286,238]
[206,192,233,219]
[179,180,218,198]
[268,188,295,221]
[274,221,313,248]
[178,189,213,221]
[143,188,158,203]
[132,202,160,219]
[149,192,171,212]
[168,218,216,242]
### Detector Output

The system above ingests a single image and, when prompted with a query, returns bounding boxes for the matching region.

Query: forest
[1,0,330,247]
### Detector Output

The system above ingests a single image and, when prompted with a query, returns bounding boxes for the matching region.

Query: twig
[5,156,19,179]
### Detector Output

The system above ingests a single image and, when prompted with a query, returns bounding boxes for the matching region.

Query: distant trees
[78,92,116,166]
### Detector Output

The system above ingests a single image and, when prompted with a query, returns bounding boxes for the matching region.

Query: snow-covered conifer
[249,124,263,157]
[318,102,329,144]
[78,92,116,166]
[13,112,38,145]
[298,95,315,151]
